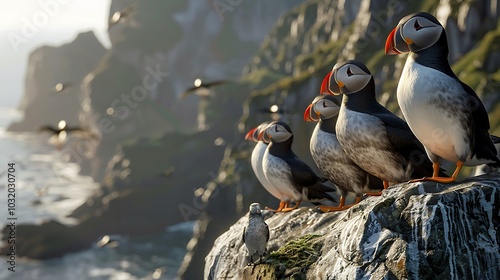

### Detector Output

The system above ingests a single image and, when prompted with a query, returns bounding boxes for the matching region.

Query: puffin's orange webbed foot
[281,201,301,212]
[410,161,462,184]
[364,191,383,196]
[317,196,361,212]
[265,201,286,212]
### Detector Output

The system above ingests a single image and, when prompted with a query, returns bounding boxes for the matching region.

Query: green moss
[242,68,287,87]
[266,234,323,269]
[453,26,500,78]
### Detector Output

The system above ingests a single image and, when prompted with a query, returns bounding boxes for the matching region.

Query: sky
[0,0,111,108]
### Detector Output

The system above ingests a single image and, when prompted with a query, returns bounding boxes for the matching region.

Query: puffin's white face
[249,202,262,214]
[266,123,292,143]
[399,16,442,52]
[386,13,444,55]
[313,98,340,119]
[332,63,372,94]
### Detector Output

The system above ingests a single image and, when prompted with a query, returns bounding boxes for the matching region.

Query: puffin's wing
[285,157,336,194]
[285,157,324,188]
[459,81,490,130]
[459,81,499,162]
[376,112,423,154]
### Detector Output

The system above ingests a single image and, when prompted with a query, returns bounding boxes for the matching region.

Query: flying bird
[321,60,446,189]
[179,79,230,99]
[242,203,269,264]
[385,12,500,183]
[304,94,384,212]
[245,122,288,212]
[39,120,98,150]
[259,121,336,212]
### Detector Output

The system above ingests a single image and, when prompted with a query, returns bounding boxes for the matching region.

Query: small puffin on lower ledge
[243,203,269,265]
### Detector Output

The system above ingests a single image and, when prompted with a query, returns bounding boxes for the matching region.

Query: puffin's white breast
[251,142,284,200]
[397,56,472,163]
[262,150,300,201]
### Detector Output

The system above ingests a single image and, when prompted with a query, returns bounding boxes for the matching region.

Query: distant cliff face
[205,174,500,279]
[69,0,307,180]
[7,31,105,132]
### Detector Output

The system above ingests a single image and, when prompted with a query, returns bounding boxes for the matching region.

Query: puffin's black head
[258,121,292,144]
[320,60,373,95]
[304,95,341,122]
[245,121,270,143]
[385,12,444,55]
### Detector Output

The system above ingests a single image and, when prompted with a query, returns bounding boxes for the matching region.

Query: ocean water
[0,108,192,279]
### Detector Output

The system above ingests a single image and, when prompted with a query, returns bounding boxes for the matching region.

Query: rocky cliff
[7,31,105,132]
[206,174,500,279]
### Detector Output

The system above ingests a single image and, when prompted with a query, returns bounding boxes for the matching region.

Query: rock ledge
[206,174,500,279]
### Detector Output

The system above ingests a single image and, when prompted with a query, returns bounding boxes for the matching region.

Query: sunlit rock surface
[206,174,500,279]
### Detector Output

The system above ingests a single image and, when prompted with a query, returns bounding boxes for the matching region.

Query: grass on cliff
[265,234,324,269]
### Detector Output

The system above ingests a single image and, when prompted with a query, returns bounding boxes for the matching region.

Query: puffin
[304,94,384,211]
[245,122,288,212]
[385,12,500,182]
[242,203,269,264]
[258,121,336,212]
[320,60,444,188]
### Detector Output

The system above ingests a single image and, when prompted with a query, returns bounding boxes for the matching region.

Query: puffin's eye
[322,101,327,108]
[414,19,422,31]
[274,125,278,133]
[346,66,353,77]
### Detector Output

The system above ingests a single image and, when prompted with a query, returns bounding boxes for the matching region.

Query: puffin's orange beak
[322,71,342,95]
[385,27,400,55]
[304,104,319,122]
[385,26,410,55]
[320,72,333,95]
[245,127,257,141]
